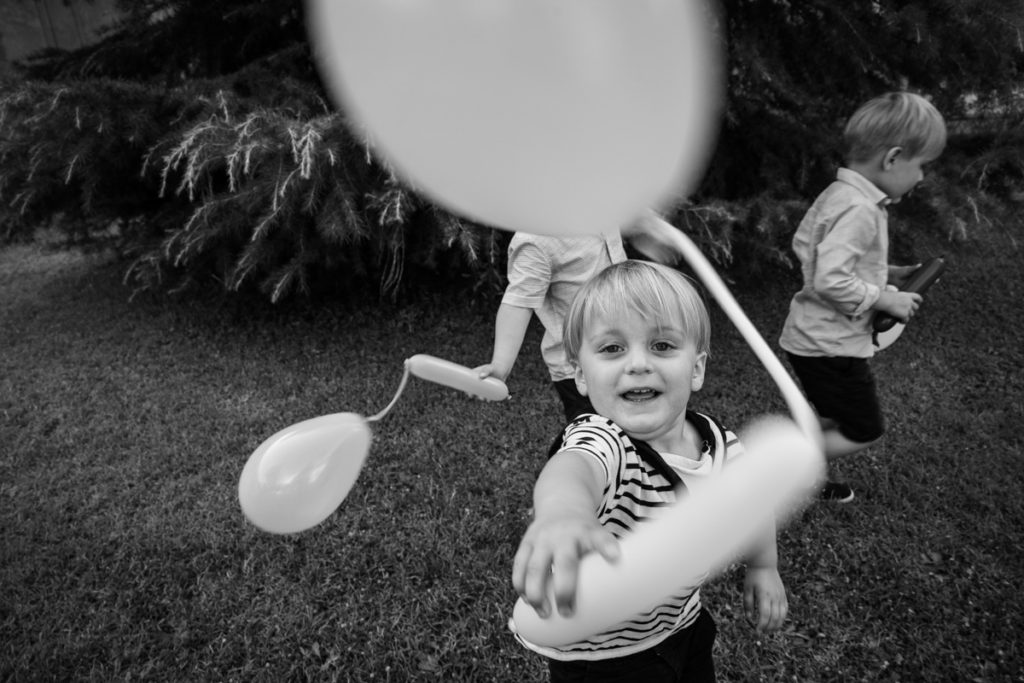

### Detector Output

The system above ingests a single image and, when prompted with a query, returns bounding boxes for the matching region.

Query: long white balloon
[510,217,825,647]
[406,354,509,401]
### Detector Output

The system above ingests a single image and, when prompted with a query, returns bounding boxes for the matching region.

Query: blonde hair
[844,92,947,163]
[562,260,710,364]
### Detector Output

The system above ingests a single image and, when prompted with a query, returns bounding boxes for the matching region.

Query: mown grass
[1,218,1022,682]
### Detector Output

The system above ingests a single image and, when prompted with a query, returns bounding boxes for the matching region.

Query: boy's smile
[574,309,706,455]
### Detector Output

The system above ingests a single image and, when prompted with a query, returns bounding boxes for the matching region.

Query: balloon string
[368,364,412,423]
[664,218,823,451]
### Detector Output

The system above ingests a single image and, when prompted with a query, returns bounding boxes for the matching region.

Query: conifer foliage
[2,0,500,301]
[688,0,1024,273]
[1,0,1022,300]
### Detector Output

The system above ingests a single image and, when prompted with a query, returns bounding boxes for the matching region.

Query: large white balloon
[306,0,722,236]
[510,418,823,647]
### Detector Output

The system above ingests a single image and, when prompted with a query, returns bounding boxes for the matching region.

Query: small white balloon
[510,418,823,648]
[306,0,723,236]
[238,413,371,534]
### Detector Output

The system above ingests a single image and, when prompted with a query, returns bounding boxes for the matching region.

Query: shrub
[4,1,1024,301]
[0,76,503,302]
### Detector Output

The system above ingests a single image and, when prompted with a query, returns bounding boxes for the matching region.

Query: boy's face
[877,148,931,201]
[573,308,706,449]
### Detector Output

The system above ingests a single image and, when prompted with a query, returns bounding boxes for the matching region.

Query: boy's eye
[598,343,623,354]
[652,341,676,352]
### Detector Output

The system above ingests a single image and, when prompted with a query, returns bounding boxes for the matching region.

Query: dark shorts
[553,378,595,424]
[785,353,885,443]
[548,608,717,683]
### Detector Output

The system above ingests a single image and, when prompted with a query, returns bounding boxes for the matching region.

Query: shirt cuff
[852,282,881,317]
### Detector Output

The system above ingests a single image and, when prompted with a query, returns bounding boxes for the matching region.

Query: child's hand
[473,363,509,382]
[512,512,620,619]
[469,363,509,398]
[743,566,788,632]
[876,289,922,323]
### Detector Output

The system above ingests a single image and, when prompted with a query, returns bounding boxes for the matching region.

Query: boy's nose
[625,349,652,374]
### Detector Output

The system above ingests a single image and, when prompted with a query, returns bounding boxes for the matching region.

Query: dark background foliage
[1,0,1023,301]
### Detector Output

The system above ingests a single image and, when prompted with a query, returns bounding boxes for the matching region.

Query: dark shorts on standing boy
[784,353,885,443]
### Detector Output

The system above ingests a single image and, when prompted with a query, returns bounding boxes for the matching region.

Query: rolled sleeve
[501,242,551,309]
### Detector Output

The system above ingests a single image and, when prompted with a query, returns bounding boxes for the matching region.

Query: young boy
[512,260,787,682]
[476,212,686,422]
[779,92,947,502]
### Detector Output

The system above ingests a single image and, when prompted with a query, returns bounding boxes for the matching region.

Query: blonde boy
[513,260,786,682]
[780,92,947,502]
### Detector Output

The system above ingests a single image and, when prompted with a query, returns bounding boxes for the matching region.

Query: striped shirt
[514,412,743,661]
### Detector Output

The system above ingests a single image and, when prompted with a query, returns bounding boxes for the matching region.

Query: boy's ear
[690,352,708,392]
[574,365,588,397]
[882,146,903,170]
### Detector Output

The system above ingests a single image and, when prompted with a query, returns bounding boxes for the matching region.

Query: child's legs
[821,418,880,458]
[546,609,717,683]
[553,378,595,423]
[785,354,885,460]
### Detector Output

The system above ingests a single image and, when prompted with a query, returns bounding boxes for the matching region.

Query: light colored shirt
[780,168,892,358]
[511,413,742,661]
[501,232,627,381]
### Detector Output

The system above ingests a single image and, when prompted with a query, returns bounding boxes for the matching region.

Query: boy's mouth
[621,388,660,402]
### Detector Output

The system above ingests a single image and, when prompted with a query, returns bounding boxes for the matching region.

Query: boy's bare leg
[818,419,879,502]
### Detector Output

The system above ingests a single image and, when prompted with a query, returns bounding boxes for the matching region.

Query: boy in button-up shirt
[780,92,947,502]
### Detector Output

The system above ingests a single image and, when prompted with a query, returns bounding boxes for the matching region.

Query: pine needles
[1,78,502,303]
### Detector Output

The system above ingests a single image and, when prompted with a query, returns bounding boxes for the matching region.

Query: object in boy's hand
[238,355,507,534]
[872,256,947,350]
[304,0,722,237]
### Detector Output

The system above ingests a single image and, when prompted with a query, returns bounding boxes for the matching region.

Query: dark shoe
[819,481,855,503]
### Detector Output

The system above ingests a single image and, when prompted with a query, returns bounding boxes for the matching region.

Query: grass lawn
[1,220,1022,682]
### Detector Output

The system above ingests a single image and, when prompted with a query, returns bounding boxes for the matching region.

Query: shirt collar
[836,167,891,207]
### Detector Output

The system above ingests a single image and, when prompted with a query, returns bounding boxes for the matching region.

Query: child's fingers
[548,532,619,617]
[510,540,530,594]
[513,528,617,619]
[549,546,582,617]
[587,530,620,564]
[760,595,788,631]
[512,540,555,618]
[746,586,788,632]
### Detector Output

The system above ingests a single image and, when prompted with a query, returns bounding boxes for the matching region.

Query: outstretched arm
[512,450,619,618]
